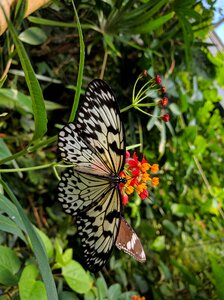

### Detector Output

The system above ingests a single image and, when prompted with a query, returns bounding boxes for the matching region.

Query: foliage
[0,0,224,299]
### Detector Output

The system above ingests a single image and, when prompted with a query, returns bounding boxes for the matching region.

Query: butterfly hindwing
[116,217,146,263]
[58,168,118,216]
[76,180,121,273]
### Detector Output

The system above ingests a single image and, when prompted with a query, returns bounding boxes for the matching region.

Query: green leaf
[171,203,193,217]
[6,18,48,140]
[0,180,58,300]
[0,245,21,285]
[19,264,47,300]
[210,258,224,300]
[0,193,25,231]
[0,214,26,242]
[107,284,122,299]
[0,89,32,114]
[96,277,108,299]
[131,12,174,34]
[172,259,198,285]
[34,227,54,259]
[162,219,179,236]
[19,27,47,45]
[150,236,166,252]
[193,135,207,156]
[62,260,92,294]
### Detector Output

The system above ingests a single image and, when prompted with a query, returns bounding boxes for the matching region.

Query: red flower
[128,152,139,169]
[160,113,170,122]
[132,168,140,177]
[122,194,129,205]
[125,151,130,159]
[140,189,148,200]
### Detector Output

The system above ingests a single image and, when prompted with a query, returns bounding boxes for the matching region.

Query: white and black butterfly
[58,79,146,272]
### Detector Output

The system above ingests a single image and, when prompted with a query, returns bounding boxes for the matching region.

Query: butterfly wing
[58,79,125,176]
[76,184,121,273]
[58,79,125,272]
[116,217,146,263]
[58,168,121,272]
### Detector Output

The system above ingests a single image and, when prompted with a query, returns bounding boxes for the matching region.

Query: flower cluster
[119,151,159,206]
[124,71,170,123]
[132,295,146,300]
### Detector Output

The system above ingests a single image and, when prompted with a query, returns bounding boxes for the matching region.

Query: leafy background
[0,0,224,299]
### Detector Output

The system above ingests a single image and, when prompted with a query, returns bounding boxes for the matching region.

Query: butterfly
[58,79,146,272]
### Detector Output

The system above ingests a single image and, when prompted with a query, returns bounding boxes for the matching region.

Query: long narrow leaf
[131,12,174,34]
[68,1,85,122]
[6,15,47,140]
[0,179,58,300]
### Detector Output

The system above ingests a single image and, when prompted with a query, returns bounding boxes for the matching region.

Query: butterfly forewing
[116,217,146,263]
[58,79,125,176]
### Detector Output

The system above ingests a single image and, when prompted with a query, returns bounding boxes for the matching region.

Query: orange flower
[151,164,159,173]
[151,177,159,186]
[136,183,147,194]
[141,162,150,172]
[141,172,150,182]
[126,185,134,195]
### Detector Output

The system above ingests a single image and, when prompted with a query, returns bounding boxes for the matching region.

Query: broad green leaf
[162,219,179,236]
[210,258,224,300]
[183,126,197,143]
[59,291,79,300]
[171,203,193,217]
[19,27,47,45]
[193,135,207,156]
[19,264,47,300]
[0,89,32,114]
[62,260,92,294]
[0,245,21,285]
[150,236,166,252]
[35,227,54,259]
[107,284,122,299]
[96,277,108,299]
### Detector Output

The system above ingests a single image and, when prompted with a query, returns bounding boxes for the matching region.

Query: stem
[0,162,56,173]
[100,50,108,79]
[120,103,134,113]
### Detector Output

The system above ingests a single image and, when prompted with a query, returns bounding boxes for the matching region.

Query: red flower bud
[143,69,148,77]
[122,194,129,205]
[160,114,170,122]
[160,86,166,93]
[155,74,162,85]
[160,96,169,106]
[140,189,148,200]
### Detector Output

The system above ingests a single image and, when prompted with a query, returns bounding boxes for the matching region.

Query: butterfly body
[58,79,145,272]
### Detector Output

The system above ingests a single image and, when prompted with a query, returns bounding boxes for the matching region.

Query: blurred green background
[0,1,224,299]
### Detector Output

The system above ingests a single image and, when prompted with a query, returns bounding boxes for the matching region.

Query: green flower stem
[135,106,154,117]
[0,162,56,173]
[120,103,135,113]
[132,75,142,103]
[135,102,157,107]
[28,135,57,152]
